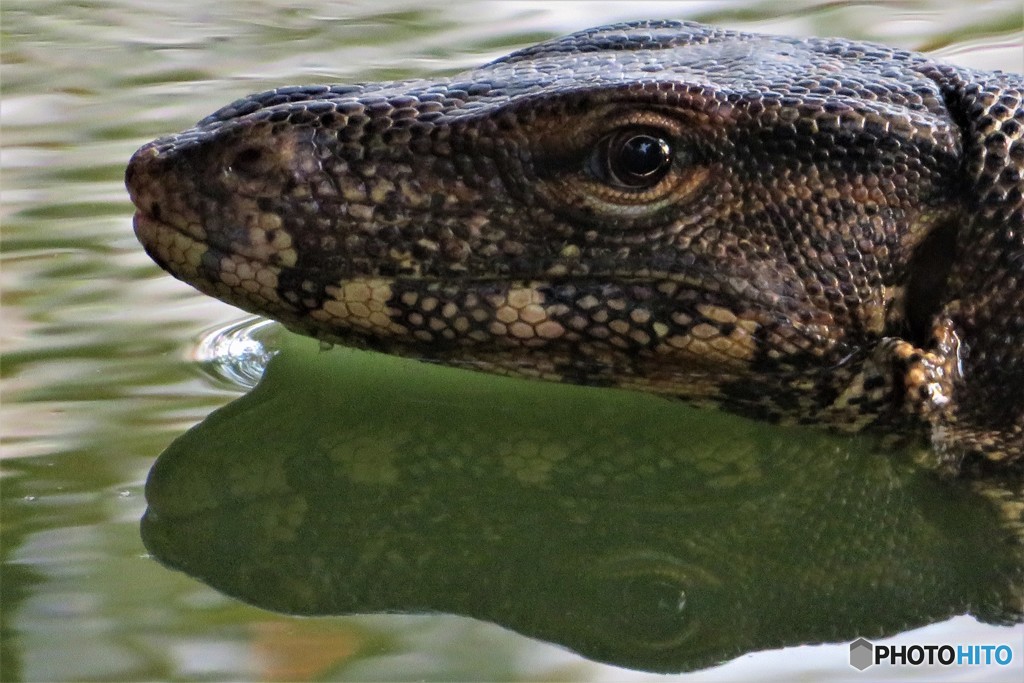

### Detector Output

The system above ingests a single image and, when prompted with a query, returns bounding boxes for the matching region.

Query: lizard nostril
[228,146,271,179]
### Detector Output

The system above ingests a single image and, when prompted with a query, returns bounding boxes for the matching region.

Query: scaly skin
[125,20,1024,470]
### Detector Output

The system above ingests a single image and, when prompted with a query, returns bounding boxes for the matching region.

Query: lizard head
[127,20,965,417]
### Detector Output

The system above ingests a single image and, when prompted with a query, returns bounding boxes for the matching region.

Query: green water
[2,1,1022,681]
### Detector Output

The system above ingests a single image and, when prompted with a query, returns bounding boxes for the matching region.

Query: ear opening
[904,218,958,348]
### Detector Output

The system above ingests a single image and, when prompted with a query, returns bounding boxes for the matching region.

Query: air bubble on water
[192,316,282,390]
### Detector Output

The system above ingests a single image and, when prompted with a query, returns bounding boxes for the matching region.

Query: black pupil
[610,133,672,186]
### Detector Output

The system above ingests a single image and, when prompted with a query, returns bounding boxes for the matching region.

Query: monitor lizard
[125,20,1023,472]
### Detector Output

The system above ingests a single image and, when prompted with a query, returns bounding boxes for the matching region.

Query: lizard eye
[591,128,673,189]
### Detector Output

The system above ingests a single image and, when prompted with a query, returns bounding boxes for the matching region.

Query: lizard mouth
[132,208,306,335]
[131,205,760,390]
[132,209,214,283]
[133,209,186,273]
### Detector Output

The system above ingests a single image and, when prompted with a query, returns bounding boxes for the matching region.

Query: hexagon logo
[849,637,874,670]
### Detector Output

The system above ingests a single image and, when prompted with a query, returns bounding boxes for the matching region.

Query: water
[2,1,1022,680]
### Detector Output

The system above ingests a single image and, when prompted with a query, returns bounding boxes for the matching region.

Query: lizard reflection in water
[126,20,1023,469]
[141,335,1023,673]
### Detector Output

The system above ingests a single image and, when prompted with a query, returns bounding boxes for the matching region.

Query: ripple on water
[190,316,282,390]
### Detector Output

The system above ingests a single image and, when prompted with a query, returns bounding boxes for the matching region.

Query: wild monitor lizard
[126,20,1023,471]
